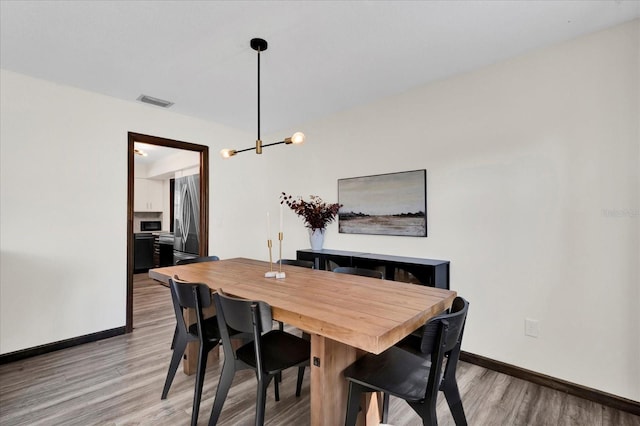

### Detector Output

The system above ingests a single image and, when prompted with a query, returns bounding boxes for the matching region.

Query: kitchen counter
[134,230,172,235]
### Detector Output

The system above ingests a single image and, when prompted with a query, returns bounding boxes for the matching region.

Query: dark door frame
[126,132,209,333]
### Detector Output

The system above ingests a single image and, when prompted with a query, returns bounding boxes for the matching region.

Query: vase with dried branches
[280,193,342,251]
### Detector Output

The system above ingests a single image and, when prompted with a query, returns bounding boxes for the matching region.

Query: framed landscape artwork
[338,169,427,237]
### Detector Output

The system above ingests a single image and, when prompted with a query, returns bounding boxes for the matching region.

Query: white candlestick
[279,204,283,233]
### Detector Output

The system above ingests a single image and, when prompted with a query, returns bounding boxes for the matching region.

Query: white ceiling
[133,142,188,166]
[1,1,638,136]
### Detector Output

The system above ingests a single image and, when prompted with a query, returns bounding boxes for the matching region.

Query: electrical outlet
[525,318,539,338]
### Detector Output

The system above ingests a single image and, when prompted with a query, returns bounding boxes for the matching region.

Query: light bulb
[290,132,305,144]
[220,148,237,158]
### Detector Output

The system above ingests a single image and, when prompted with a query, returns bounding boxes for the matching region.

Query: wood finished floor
[0,274,638,426]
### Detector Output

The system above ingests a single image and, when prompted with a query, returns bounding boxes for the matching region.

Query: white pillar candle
[279,204,283,233]
[267,212,271,240]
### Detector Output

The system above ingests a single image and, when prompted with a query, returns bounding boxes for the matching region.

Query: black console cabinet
[296,249,450,289]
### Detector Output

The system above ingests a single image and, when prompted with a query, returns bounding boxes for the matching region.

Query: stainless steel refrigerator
[173,174,200,263]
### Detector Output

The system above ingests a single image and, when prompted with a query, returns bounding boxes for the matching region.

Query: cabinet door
[134,178,149,211]
[146,179,164,211]
[134,178,164,212]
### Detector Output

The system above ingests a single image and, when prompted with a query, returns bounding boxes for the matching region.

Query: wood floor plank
[559,393,604,426]
[0,273,637,426]
[514,381,568,425]
[603,405,640,426]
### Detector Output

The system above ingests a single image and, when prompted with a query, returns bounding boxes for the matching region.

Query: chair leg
[295,366,305,397]
[382,392,390,423]
[424,409,438,426]
[274,372,280,402]
[442,380,467,426]
[191,343,210,426]
[345,382,362,426]
[170,324,178,349]
[208,362,235,426]
[161,337,187,399]
[411,400,438,426]
[255,375,271,426]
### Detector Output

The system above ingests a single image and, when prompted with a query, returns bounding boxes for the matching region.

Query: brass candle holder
[264,239,277,277]
[275,232,286,279]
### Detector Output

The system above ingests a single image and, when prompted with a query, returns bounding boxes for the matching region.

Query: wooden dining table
[149,257,456,425]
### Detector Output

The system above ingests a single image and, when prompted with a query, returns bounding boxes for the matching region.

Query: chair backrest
[213,289,273,374]
[168,277,213,337]
[419,296,468,355]
[333,266,384,279]
[170,276,213,309]
[176,255,220,265]
[214,289,273,335]
[276,259,315,269]
[419,296,469,401]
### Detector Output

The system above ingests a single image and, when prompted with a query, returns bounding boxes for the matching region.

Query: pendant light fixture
[220,38,305,158]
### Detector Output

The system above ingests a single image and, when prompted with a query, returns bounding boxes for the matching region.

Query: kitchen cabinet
[134,233,155,272]
[154,233,175,267]
[134,178,164,212]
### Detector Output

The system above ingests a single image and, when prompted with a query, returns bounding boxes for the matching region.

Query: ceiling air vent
[137,94,174,108]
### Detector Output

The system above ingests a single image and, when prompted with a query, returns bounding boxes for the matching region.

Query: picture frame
[338,169,427,237]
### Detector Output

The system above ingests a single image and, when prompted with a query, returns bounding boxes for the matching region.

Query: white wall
[1,19,637,402]
[265,20,638,400]
[0,69,259,353]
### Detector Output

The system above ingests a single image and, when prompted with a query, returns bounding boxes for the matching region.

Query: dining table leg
[183,305,219,375]
[310,334,381,426]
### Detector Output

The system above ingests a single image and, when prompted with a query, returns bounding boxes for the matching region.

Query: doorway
[126,132,209,333]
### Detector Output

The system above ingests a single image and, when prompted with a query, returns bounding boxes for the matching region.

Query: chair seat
[343,346,431,402]
[187,316,221,342]
[236,330,310,374]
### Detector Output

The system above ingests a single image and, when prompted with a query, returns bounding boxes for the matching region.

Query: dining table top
[149,257,457,354]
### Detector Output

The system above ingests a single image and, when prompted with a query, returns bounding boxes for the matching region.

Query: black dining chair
[171,255,220,350]
[161,277,221,426]
[343,296,469,426]
[176,255,220,265]
[275,258,315,269]
[333,266,384,279]
[208,289,311,426]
